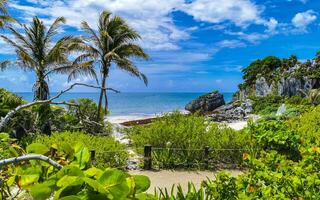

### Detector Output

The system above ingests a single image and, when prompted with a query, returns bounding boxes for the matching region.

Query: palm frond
[44,16,66,44]
[45,35,75,65]
[0,61,14,70]
[81,21,103,50]
[116,58,148,86]
[115,43,149,60]
[67,61,98,83]
[7,26,33,50]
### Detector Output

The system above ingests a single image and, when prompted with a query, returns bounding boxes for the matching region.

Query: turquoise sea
[16,92,234,116]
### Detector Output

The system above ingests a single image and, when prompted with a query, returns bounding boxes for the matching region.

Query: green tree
[78,11,149,120]
[0,17,94,134]
[0,0,15,28]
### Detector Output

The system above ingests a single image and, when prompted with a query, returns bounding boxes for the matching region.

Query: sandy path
[130,170,243,193]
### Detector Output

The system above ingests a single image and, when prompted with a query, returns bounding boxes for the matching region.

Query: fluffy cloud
[292,10,317,32]
[10,0,186,50]
[10,0,274,51]
[181,0,263,27]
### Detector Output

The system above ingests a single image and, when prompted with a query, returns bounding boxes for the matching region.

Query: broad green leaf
[74,145,90,169]
[54,181,83,200]
[26,143,49,154]
[81,177,109,195]
[29,180,56,200]
[98,169,130,199]
[57,175,79,187]
[18,174,39,188]
[132,175,151,193]
[54,166,84,179]
[85,167,103,179]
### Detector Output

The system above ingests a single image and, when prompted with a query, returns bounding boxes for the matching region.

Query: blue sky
[1,0,320,93]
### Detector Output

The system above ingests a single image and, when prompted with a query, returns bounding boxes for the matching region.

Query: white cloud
[265,17,278,33]
[224,31,270,43]
[292,10,317,32]
[215,40,246,49]
[181,0,263,27]
[10,0,272,51]
[10,0,186,51]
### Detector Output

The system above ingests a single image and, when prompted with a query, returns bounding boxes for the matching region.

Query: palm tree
[0,0,15,28]
[0,17,95,134]
[78,11,149,120]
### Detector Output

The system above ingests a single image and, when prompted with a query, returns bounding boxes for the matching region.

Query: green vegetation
[78,11,149,120]
[128,112,251,169]
[242,56,282,87]
[250,95,311,116]
[0,88,23,116]
[154,107,320,198]
[22,131,128,169]
[0,16,92,134]
[0,133,151,199]
[0,0,15,28]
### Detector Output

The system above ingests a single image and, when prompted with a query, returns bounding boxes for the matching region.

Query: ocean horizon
[16,92,234,117]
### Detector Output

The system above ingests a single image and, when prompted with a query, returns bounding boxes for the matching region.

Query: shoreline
[106,112,254,130]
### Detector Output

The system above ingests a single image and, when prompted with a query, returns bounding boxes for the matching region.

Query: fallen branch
[0,83,120,131]
[0,154,62,169]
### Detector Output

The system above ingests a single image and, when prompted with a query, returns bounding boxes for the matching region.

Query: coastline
[106,111,254,130]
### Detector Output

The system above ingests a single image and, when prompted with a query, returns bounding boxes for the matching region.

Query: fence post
[144,145,152,170]
[204,146,210,170]
[90,150,96,164]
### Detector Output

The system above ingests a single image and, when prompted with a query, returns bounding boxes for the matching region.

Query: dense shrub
[0,88,23,117]
[0,133,152,199]
[289,105,320,143]
[22,131,128,169]
[55,98,112,134]
[247,119,301,160]
[250,95,284,115]
[128,112,250,169]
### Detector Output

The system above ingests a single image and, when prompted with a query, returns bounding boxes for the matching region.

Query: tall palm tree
[0,0,15,28]
[78,11,149,120]
[0,17,95,134]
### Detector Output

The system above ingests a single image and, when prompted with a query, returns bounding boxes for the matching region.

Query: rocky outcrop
[185,92,225,113]
[209,99,253,122]
[255,77,273,97]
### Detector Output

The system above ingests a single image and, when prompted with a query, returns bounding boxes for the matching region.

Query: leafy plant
[0,132,153,199]
[128,112,250,169]
[21,131,128,169]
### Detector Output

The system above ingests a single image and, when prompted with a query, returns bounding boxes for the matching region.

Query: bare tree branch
[0,83,120,131]
[0,154,62,169]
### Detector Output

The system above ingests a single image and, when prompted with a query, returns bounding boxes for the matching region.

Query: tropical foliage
[0,16,94,134]
[23,131,127,169]
[0,0,15,28]
[128,112,251,169]
[0,133,151,199]
[78,11,149,119]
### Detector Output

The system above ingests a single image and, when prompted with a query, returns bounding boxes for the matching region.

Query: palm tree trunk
[104,89,108,114]
[34,77,51,135]
[97,73,107,120]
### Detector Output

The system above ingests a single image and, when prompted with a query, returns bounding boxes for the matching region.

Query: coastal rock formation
[255,77,273,97]
[208,99,253,122]
[185,92,225,113]
[235,57,320,100]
